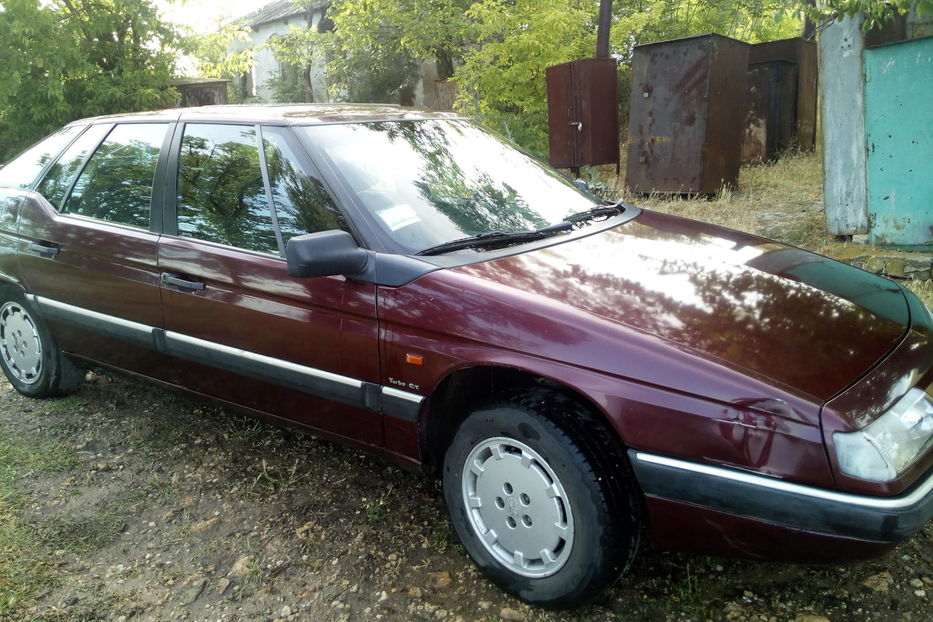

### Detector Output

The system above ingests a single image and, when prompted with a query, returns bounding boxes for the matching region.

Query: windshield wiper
[414,203,624,257]
[559,202,624,226]
[415,228,568,256]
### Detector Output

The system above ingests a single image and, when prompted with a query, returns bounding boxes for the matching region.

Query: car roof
[67,104,464,127]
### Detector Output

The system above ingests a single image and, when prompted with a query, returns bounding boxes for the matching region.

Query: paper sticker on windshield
[379,204,420,231]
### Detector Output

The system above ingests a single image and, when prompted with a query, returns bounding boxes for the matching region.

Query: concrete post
[820,14,868,235]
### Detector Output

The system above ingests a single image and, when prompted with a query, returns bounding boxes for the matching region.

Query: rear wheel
[442,389,640,607]
[0,291,84,397]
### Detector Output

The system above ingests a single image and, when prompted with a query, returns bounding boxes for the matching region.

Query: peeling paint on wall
[820,15,869,235]
[865,37,933,246]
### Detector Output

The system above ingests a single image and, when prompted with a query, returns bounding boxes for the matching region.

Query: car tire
[0,289,84,397]
[442,388,640,607]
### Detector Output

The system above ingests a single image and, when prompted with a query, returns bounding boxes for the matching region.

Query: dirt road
[0,371,930,622]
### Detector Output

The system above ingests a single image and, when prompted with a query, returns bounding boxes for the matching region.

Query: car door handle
[161,272,206,291]
[25,241,60,258]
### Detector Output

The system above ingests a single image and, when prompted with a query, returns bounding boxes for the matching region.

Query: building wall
[864,37,933,246]
[237,9,454,109]
[248,9,328,102]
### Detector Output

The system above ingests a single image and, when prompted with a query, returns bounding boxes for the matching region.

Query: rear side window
[36,124,112,209]
[261,126,348,245]
[176,124,279,255]
[63,123,168,229]
[0,126,84,189]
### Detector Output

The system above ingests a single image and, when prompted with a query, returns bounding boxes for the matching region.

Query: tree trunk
[303,65,314,103]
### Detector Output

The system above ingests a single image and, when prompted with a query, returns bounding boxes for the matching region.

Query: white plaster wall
[248,9,328,102]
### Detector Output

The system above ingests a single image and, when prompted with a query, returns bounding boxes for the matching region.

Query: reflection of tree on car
[368,121,548,235]
[64,137,161,229]
[302,120,592,253]
[262,130,347,241]
[177,129,277,254]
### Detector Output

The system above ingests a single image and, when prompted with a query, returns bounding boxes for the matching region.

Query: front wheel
[442,389,640,607]
[0,291,84,397]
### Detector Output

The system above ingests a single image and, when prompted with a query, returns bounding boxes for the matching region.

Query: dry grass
[904,279,933,309]
[597,150,827,249]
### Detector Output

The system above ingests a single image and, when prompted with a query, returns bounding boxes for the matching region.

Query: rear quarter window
[36,124,112,209]
[0,126,84,189]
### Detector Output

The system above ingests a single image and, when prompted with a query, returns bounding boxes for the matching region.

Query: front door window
[176,124,280,255]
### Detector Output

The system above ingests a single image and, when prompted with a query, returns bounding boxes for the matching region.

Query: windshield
[296,120,601,254]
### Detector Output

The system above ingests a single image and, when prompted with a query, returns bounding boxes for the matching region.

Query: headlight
[834,387,933,482]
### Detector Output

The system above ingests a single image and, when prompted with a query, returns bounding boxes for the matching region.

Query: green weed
[0,434,79,618]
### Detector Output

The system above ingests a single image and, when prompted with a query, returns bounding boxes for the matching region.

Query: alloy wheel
[461,436,574,578]
[0,302,43,385]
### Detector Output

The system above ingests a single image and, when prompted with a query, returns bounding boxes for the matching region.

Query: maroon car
[0,105,930,607]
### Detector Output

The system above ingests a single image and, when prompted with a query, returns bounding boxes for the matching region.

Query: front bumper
[630,450,933,544]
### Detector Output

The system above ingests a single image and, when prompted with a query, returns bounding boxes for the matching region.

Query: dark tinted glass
[297,120,597,254]
[37,124,111,209]
[177,124,278,254]
[261,127,348,245]
[0,126,83,189]
[63,123,167,229]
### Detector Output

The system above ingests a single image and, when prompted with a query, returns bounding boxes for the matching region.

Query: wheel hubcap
[0,302,43,385]
[462,437,574,578]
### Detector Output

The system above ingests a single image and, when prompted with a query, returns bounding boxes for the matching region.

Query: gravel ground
[0,371,930,622]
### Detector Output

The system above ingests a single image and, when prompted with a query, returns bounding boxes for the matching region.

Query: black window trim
[161,120,184,236]
[150,121,178,234]
[255,125,287,256]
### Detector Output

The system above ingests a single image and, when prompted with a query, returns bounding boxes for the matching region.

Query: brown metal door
[626,38,711,192]
[547,58,619,169]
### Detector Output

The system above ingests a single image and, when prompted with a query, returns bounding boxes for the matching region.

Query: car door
[16,122,176,380]
[158,122,383,446]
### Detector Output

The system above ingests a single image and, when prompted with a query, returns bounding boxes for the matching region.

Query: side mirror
[286,230,369,278]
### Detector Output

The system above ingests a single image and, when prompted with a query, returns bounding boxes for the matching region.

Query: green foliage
[324,1,421,103]
[797,0,932,33]
[331,0,471,73]
[191,22,256,101]
[0,0,182,162]
[190,0,926,155]
[455,0,598,152]
[261,5,326,103]
[637,1,804,44]
[320,0,802,154]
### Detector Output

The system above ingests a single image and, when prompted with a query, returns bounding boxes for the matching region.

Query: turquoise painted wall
[864,37,933,247]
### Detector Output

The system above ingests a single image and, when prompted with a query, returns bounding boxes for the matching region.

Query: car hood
[452,209,909,403]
